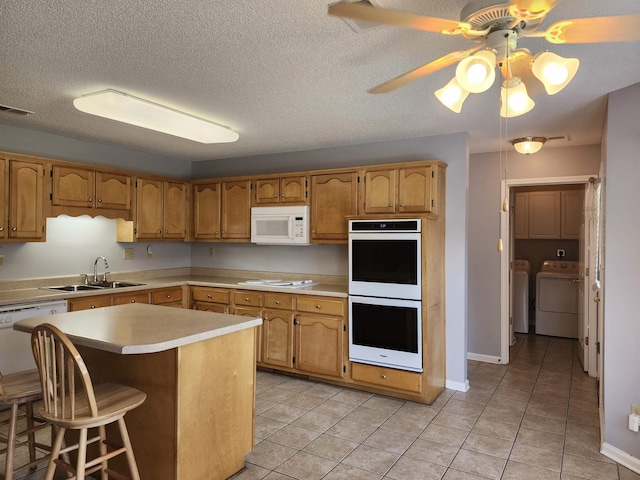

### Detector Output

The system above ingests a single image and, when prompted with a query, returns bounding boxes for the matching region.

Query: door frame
[500,175,594,364]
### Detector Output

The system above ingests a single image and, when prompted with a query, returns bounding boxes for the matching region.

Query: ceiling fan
[328,0,640,116]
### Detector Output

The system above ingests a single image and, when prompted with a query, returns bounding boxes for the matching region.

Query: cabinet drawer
[234,291,263,307]
[151,287,183,305]
[264,293,294,310]
[193,302,229,313]
[68,295,112,311]
[112,292,150,305]
[191,286,230,304]
[296,296,344,316]
[351,363,422,394]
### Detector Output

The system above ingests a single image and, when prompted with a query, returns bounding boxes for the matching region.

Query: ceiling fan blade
[328,1,471,35]
[368,48,480,94]
[509,0,560,21]
[543,14,640,44]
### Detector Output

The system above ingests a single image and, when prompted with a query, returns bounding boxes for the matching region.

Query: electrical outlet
[209,248,215,258]
[0,255,4,265]
[632,405,640,416]
[123,248,134,260]
[556,249,566,257]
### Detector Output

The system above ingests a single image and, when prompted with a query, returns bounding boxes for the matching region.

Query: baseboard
[601,442,640,474]
[446,378,470,392]
[467,352,502,364]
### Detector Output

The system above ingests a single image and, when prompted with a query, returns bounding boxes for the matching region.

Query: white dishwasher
[0,300,68,374]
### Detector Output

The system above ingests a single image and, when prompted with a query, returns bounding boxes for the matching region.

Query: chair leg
[76,428,87,480]
[3,403,19,480]
[98,425,108,480]
[46,426,66,480]
[117,417,141,480]
[25,400,37,466]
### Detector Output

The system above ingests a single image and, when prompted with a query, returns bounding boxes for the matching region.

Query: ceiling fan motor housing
[460,0,545,33]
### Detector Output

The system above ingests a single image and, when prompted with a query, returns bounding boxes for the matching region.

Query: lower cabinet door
[262,310,294,369]
[295,314,344,378]
[234,306,263,364]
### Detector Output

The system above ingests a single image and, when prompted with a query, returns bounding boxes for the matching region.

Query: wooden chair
[0,368,51,480]
[31,323,146,480]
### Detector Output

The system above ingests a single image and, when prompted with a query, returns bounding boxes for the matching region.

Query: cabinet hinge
[585,267,589,277]
[49,193,52,201]
[431,170,435,178]
[431,199,434,207]
[343,365,346,373]
[49,169,53,178]
[343,325,346,331]
[135,180,138,188]
[292,356,296,364]
[585,336,589,346]
[596,342,601,354]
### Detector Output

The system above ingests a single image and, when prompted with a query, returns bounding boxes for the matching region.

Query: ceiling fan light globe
[531,51,579,95]
[511,136,547,154]
[455,50,496,93]
[500,78,535,117]
[435,78,469,113]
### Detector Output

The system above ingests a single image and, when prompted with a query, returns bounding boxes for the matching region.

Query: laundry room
[512,184,584,337]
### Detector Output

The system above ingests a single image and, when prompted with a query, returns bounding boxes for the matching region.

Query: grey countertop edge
[0,274,348,307]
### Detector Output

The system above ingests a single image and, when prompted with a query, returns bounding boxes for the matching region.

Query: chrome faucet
[93,256,109,283]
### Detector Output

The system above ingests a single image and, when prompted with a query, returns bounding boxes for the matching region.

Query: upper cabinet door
[0,158,6,239]
[9,160,44,240]
[193,182,221,240]
[280,175,307,204]
[52,165,94,208]
[514,192,529,239]
[95,172,131,210]
[254,178,280,205]
[561,190,583,239]
[163,181,187,240]
[528,191,561,239]
[363,169,396,214]
[397,165,433,214]
[221,180,251,239]
[310,171,358,243]
[136,178,163,239]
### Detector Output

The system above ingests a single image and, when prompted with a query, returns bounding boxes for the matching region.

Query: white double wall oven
[348,219,423,373]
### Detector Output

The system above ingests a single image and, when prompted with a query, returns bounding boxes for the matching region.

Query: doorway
[500,175,599,378]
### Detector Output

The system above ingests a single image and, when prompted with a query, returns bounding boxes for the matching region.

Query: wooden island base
[77,327,255,480]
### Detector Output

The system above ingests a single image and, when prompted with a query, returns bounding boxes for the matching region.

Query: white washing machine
[535,260,579,338]
[512,259,530,334]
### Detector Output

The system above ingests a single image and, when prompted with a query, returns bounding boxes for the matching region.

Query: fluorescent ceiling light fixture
[73,89,239,144]
[435,77,470,113]
[531,51,579,95]
[500,77,535,118]
[455,50,497,93]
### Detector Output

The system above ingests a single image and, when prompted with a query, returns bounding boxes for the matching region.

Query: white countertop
[14,303,262,355]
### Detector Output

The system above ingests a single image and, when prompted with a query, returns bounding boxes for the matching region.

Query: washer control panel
[540,260,579,274]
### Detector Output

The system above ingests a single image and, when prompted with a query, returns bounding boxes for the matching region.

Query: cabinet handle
[90,305,96,309]
[157,230,162,234]
[131,299,136,303]
[281,193,285,197]
[399,203,404,207]
[207,294,212,299]
[315,305,321,309]
[274,194,278,198]
[88,198,93,202]
[12,227,17,231]
[293,319,299,325]
[0,227,3,231]
[244,297,250,302]
[98,199,103,203]
[166,294,171,298]
[275,300,280,305]
[165,230,169,234]
[388,203,393,207]
[381,375,386,380]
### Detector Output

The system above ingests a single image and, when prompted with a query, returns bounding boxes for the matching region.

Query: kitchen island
[14,303,261,480]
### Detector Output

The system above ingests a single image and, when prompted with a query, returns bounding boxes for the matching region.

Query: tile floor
[3,333,639,479]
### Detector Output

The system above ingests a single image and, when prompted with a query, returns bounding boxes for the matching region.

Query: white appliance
[250,205,310,245]
[0,300,68,374]
[513,259,530,334]
[348,219,423,372]
[536,260,579,338]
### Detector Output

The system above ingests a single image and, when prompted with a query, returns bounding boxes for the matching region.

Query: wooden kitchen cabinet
[112,291,150,305]
[118,177,187,241]
[362,164,434,215]
[51,165,131,212]
[253,175,308,205]
[310,171,358,243]
[67,295,113,311]
[262,309,295,369]
[234,306,264,363]
[192,182,221,240]
[191,286,231,312]
[8,159,45,241]
[151,286,184,308]
[220,180,252,240]
[295,314,344,378]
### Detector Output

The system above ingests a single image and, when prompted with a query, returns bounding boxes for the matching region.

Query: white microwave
[251,206,310,245]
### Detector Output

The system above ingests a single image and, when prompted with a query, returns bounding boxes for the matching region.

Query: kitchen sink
[42,281,145,292]
[44,284,105,292]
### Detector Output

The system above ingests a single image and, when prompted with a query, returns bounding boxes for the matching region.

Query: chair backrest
[31,323,99,420]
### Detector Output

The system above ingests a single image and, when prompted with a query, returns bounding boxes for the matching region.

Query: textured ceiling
[0,0,638,162]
